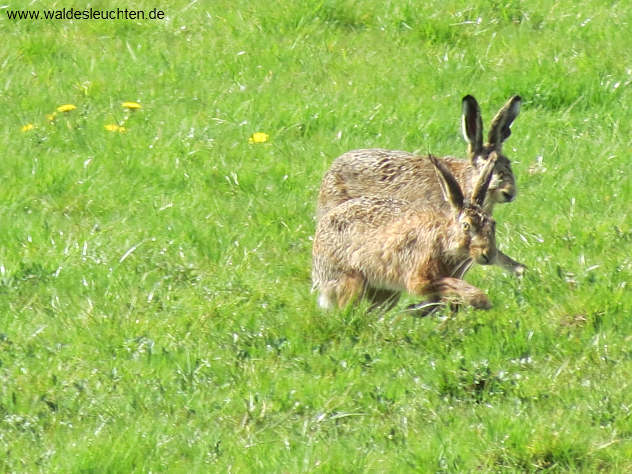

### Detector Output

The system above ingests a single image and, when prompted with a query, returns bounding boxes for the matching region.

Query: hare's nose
[501,191,514,202]
[478,248,497,265]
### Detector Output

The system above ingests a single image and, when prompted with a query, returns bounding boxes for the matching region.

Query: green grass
[2,0,632,471]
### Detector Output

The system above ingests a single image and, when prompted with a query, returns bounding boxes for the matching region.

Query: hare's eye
[462,222,470,231]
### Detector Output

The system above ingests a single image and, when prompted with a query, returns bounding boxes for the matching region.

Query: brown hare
[312,154,498,314]
[316,95,524,276]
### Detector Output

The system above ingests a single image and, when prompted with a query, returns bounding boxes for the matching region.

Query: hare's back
[328,148,429,183]
[318,196,409,230]
[318,149,470,216]
[316,196,447,245]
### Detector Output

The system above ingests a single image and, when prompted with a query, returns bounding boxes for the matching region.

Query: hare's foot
[495,250,526,278]
[418,277,492,310]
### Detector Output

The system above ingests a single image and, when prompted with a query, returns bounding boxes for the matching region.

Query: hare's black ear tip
[462,94,476,103]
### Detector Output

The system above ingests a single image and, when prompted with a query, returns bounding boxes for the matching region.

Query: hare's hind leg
[317,285,337,310]
[314,265,365,310]
[335,271,366,308]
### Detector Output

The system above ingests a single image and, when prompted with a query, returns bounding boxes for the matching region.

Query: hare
[316,95,524,276]
[312,154,498,313]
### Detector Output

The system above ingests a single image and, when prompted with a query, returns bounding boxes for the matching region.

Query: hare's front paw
[468,292,492,310]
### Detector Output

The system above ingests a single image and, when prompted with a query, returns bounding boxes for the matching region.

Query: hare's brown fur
[316,95,524,276]
[312,155,497,312]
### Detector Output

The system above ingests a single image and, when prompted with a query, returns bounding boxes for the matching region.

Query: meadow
[1,0,632,471]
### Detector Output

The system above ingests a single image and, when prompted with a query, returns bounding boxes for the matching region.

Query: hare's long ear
[429,155,464,212]
[488,95,521,150]
[471,152,498,207]
[461,95,483,159]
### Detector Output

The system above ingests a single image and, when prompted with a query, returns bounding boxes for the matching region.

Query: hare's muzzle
[477,253,492,265]
[472,245,497,266]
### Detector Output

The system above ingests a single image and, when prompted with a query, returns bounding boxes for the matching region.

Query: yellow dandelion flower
[248,132,269,144]
[104,124,126,133]
[21,123,35,132]
[57,104,77,113]
[122,101,142,110]
[46,112,57,121]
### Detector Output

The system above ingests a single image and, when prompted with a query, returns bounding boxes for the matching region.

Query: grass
[1,0,632,471]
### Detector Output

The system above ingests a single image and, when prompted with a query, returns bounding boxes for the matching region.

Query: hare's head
[461,95,521,208]
[430,154,497,265]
